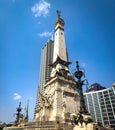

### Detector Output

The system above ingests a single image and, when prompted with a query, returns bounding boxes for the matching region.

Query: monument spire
[53,10,67,63]
[51,11,71,78]
[33,11,79,123]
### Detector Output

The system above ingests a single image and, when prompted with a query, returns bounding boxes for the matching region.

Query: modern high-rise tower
[38,39,54,93]
[34,39,54,117]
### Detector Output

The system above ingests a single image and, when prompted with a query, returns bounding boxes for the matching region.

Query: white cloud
[31,0,51,17]
[13,93,22,100]
[39,31,52,38]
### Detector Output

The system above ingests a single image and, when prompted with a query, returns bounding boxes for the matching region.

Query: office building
[34,39,54,117]
[38,39,54,93]
[84,84,115,129]
[86,83,106,92]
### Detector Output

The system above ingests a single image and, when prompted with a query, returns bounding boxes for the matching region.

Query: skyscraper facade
[34,39,54,117]
[84,85,115,129]
[38,39,54,93]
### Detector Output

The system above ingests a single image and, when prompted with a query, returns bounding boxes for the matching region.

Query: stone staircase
[23,121,74,130]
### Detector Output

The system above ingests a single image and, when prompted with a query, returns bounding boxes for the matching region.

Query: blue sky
[0,0,115,123]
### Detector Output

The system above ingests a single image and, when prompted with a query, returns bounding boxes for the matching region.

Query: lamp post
[72,61,93,127]
[15,102,23,125]
[74,61,87,114]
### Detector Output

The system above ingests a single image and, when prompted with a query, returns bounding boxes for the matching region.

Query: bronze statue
[57,10,61,18]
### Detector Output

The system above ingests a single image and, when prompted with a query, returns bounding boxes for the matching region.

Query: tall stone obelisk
[34,11,80,123]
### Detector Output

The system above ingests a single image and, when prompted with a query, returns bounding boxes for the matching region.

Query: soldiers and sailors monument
[3,11,113,130]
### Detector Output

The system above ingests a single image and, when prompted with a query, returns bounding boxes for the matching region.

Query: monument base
[73,123,114,130]
[23,121,73,130]
[71,113,114,130]
[3,127,23,130]
[3,121,114,130]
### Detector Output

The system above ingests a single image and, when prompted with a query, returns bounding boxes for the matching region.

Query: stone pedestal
[23,121,73,130]
[3,122,114,130]
[73,123,114,130]
[3,127,23,130]
[34,75,80,123]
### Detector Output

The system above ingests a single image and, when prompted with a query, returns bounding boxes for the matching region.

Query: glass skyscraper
[84,85,115,129]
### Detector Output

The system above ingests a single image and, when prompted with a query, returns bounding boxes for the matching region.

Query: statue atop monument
[56,10,61,18]
[55,10,64,27]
